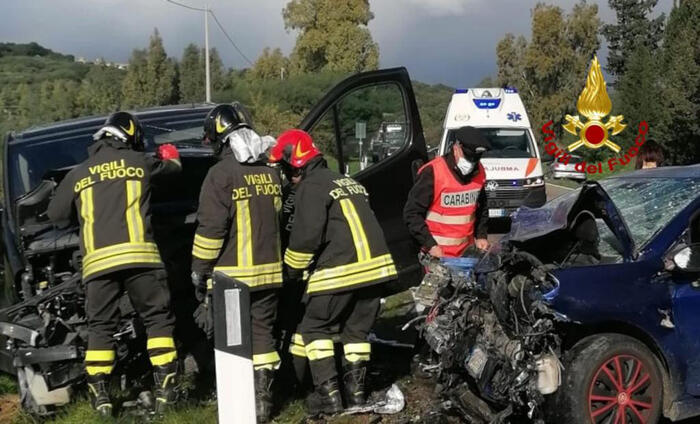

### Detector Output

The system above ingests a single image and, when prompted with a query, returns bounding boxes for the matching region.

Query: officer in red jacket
[404,126,491,257]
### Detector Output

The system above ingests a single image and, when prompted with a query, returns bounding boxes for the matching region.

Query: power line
[163,0,254,67]
[165,0,205,12]
[207,10,254,66]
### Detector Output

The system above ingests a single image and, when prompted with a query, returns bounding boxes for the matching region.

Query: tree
[77,65,124,114]
[657,0,700,165]
[121,29,177,107]
[179,44,204,103]
[615,44,662,146]
[496,2,601,143]
[209,47,226,91]
[121,49,148,108]
[251,47,289,80]
[602,0,665,79]
[283,0,379,74]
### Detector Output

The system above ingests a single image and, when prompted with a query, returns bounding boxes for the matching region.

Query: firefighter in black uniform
[270,129,397,415]
[47,112,181,416]
[191,103,282,423]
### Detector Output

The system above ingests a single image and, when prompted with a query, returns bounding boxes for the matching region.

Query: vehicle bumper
[553,170,586,180]
[487,185,546,216]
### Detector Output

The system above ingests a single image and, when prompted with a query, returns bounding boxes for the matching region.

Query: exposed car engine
[412,250,565,423]
[0,273,152,415]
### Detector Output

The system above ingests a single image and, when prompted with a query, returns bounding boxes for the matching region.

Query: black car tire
[554,333,663,424]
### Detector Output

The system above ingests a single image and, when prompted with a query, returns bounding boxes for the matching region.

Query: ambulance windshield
[448,128,536,159]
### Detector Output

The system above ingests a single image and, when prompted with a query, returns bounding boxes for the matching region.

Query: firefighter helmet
[93,111,145,151]
[270,129,321,168]
[203,103,252,154]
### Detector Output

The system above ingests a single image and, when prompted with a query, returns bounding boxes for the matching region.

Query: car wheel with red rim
[554,334,663,424]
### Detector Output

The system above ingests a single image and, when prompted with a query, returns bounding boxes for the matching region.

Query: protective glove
[157,143,180,161]
[193,297,214,340]
[284,265,304,282]
[192,271,209,302]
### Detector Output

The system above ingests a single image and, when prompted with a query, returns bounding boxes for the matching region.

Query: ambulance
[438,87,547,218]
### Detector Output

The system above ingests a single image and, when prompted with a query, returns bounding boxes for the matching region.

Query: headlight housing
[523,177,544,187]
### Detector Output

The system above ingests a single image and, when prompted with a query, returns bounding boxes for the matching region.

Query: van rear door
[300,67,428,292]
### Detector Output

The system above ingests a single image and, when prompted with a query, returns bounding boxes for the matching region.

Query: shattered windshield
[599,177,700,249]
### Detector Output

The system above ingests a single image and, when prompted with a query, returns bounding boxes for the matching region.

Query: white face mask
[456,157,474,175]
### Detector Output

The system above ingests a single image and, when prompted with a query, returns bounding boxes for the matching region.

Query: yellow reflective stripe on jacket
[194,234,224,250]
[236,200,253,267]
[80,187,95,253]
[147,337,175,350]
[83,242,160,266]
[340,198,371,261]
[308,254,394,283]
[85,350,115,362]
[125,180,144,242]
[284,249,314,269]
[308,259,397,294]
[213,265,283,287]
[83,242,161,278]
[192,244,221,260]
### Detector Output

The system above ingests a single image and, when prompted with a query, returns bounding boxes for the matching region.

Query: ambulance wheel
[555,334,662,424]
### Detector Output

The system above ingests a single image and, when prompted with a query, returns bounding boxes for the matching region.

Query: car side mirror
[541,155,554,164]
[673,244,700,273]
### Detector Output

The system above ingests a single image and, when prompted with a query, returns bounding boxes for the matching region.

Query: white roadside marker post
[213,272,256,423]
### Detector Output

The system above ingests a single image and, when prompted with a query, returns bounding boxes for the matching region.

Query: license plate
[489,208,508,218]
[467,346,488,378]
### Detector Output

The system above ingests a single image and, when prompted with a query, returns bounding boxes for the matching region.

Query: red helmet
[269,129,321,168]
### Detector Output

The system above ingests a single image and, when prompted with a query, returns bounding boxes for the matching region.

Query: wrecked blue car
[417,165,700,423]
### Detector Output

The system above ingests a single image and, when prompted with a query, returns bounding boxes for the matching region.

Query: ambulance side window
[334,83,408,176]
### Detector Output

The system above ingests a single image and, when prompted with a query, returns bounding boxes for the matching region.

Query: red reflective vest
[419,156,485,257]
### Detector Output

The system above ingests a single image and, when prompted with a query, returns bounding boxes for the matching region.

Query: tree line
[495,0,698,165]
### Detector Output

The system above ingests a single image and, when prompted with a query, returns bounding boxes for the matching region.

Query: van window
[447,127,535,158]
[308,83,408,176]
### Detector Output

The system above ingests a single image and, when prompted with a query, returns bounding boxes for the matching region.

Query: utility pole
[204,3,211,103]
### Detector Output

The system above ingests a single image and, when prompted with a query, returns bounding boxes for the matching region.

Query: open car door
[300,67,428,293]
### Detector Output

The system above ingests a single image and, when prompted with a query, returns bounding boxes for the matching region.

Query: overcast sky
[0,0,672,87]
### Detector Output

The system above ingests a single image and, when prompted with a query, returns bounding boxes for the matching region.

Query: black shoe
[343,362,368,408]
[305,378,344,416]
[86,374,113,417]
[153,362,179,414]
[254,368,274,423]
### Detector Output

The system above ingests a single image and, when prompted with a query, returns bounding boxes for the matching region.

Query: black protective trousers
[299,286,381,386]
[251,289,281,370]
[84,268,176,375]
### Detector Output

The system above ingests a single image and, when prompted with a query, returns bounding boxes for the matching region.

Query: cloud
[401,0,478,16]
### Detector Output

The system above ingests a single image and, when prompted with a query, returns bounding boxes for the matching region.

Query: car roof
[8,103,214,145]
[610,164,700,179]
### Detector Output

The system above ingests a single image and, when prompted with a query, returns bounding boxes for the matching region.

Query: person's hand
[157,143,180,161]
[475,238,490,251]
[193,300,214,340]
[428,245,444,258]
[191,272,210,302]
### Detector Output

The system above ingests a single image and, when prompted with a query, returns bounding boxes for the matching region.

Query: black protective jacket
[284,158,397,296]
[403,153,488,249]
[47,137,181,281]
[192,150,283,291]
